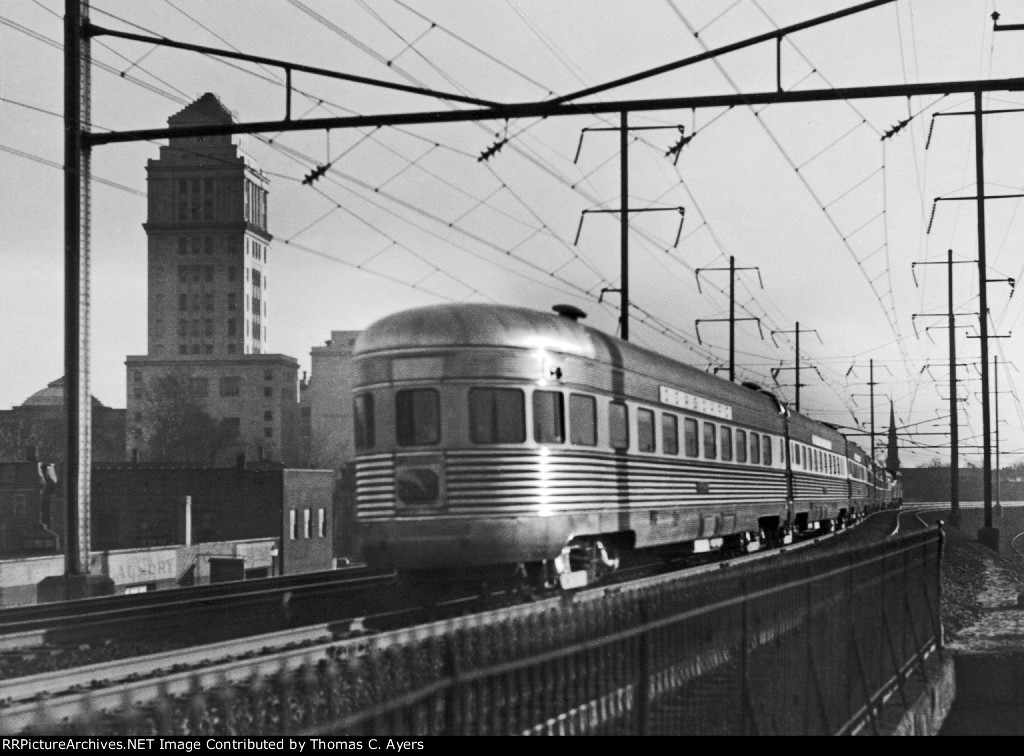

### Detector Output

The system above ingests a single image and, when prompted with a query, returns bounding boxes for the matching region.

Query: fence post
[633,598,650,735]
[442,635,461,736]
[935,521,945,657]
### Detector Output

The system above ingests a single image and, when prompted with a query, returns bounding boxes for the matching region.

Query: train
[350,303,902,589]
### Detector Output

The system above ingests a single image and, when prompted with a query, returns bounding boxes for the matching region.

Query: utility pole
[694,256,764,381]
[620,111,628,341]
[41,0,113,601]
[911,249,973,528]
[770,322,821,412]
[848,360,890,464]
[574,123,686,342]
[974,91,997,550]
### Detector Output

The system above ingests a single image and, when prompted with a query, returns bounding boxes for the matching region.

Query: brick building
[0,458,61,557]
[91,463,334,575]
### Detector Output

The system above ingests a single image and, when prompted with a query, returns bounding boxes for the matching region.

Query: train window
[569,394,597,446]
[396,389,440,445]
[762,435,772,466]
[720,426,733,462]
[703,422,717,460]
[354,393,375,450]
[662,413,679,455]
[684,418,699,457]
[736,430,747,463]
[469,388,525,444]
[779,439,785,465]
[533,391,565,444]
[637,409,656,453]
[750,433,761,465]
[609,402,629,450]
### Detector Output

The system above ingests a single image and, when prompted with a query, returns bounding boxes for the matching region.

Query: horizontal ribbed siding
[354,454,395,519]
[357,448,793,520]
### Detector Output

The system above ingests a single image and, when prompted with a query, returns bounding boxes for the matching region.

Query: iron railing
[9,527,942,736]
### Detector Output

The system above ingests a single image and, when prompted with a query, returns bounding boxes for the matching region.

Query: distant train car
[351,303,883,589]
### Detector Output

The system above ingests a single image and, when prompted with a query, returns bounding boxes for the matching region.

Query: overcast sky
[1,0,1023,468]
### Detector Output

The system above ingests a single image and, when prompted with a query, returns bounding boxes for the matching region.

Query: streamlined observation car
[351,303,878,588]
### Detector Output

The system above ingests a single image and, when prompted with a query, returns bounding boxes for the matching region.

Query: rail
[4,526,942,736]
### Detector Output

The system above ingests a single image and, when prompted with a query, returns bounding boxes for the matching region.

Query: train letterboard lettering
[659,386,733,420]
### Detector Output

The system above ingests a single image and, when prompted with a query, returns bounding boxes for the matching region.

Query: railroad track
[0,511,897,735]
[0,566,395,651]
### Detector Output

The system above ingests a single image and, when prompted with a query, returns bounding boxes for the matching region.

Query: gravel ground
[913,503,1024,641]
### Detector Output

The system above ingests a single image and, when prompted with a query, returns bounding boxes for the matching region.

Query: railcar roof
[355,304,848,433]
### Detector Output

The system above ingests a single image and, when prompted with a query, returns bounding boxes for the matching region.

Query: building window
[203,344,213,354]
[227,319,236,336]
[227,293,237,310]
[179,294,187,311]
[264,370,273,381]
[227,266,236,281]
[289,509,297,540]
[303,509,311,539]
[264,386,274,398]
[220,377,240,396]
[179,344,188,355]
[264,410,273,422]
[264,427,273,437]
[204,319,213,337]
[318,508,325,538]
[188,377,209,396]
[203,294,213,311]
[178,320,188,337]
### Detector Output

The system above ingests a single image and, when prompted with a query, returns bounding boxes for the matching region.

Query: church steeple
[885,400,900,473]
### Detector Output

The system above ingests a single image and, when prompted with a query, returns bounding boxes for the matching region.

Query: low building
[125,355,302,467]
[0,457,61,558]
[0,377,126,464]
[91,462,334,576]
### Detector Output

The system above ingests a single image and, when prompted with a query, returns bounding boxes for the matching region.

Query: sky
[1,0,1023,468]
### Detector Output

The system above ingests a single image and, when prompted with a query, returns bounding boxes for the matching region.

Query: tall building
[126,94,300,466]
[300,331,361,470]
[142,93,270,358]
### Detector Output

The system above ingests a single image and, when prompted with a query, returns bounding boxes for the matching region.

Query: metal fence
[15,527,942,736]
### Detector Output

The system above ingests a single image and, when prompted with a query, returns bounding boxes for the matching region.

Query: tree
[142,373,238,463]
[0,413,64,465]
